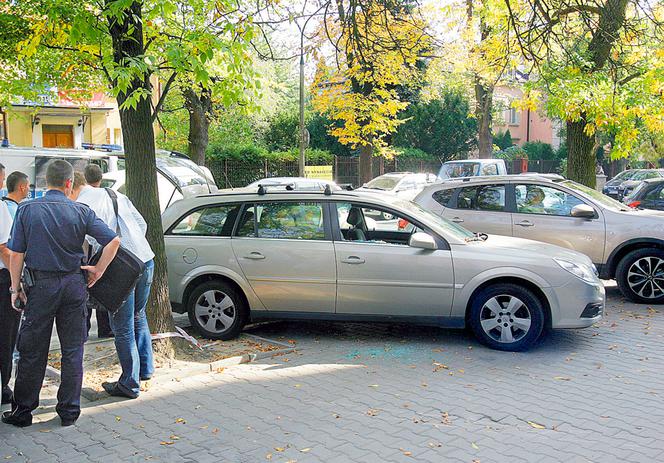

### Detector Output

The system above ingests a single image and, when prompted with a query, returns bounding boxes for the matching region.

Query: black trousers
[12,272,87,421]
[86,306,113,337]
[0,269,21,391]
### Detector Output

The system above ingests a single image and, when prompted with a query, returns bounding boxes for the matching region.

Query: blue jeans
[109,259,154,396]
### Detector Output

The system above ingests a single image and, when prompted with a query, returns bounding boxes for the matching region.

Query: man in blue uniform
[1,160,120,427]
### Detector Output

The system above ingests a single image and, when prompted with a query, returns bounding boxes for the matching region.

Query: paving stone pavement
[1,281,663,463]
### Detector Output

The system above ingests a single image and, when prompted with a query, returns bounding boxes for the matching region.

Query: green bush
[263,111,299,152]
[522,141,556,160]
[207,143,333,164]
[392,91,477,160]
[495,145,527,161]
[207,143,269,161]
[493,130,513,150]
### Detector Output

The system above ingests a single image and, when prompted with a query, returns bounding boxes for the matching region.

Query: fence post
[224,159,228,188]
[264,159,268,178]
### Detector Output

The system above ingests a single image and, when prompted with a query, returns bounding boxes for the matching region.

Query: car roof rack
[255,182,337,195]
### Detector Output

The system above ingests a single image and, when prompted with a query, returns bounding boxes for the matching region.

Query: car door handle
[516,220,534,227]
[341,256,365,264]
[243,252,265,260]
[451,217,464,223]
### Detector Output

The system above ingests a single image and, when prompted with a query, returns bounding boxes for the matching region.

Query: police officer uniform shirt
[9,190,116,271]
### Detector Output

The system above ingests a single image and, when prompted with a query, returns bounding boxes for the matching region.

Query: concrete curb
[46,338,298,402]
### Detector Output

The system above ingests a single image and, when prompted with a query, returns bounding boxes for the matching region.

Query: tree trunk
[359,144,373,185]
[108,0,178,358]
[475,78,494,159]
[566,118,596,188]
[183,87,211,166]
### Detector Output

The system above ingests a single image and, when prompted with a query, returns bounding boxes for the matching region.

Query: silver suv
[163,188,604,351]
[415,175,664,304]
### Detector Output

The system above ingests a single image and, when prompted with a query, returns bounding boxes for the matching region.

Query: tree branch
[152,71,177,121]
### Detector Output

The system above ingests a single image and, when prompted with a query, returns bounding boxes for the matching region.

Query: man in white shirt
[0,163,21,405]
[2,171,30,219]
[77,164,155,399]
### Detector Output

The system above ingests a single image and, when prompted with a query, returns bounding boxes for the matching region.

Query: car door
[231,200,336,313]
[441,184,512,236]
[511,183,606,264]
[333,202,454,317]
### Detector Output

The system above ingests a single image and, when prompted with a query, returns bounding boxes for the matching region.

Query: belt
[30,269,82,281]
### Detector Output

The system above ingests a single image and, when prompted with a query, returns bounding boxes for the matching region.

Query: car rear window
[170,205,241,236]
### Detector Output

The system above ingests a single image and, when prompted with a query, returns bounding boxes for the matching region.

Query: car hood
[474,234,593,266]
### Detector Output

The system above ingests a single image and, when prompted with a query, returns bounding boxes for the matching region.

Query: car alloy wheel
[194,289,236,334]
[479,295,532,344]
[627,257,664,300]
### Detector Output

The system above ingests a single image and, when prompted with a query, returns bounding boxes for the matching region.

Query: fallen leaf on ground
[400,448,412,456]
[527,421,546,429]
[368,384,379,388]
[432,362,449,372]
[160,441,174,446]
[366,408,380,417]
[115,416,121,421]
[212,428,219,434]
[299,448,311,453]
[554,376,571,381]
[274,447,285,452]
[471,442,479,450]
[265,453,272,460]
[175,418,186,424]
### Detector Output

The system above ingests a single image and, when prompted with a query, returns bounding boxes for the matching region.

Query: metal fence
[206,156,563,189]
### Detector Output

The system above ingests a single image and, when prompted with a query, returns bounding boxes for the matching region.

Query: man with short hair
[0,163,18,405]
[3,171,30,219]
[2,160,120,427]
[70,171,114,339]
[78,164,155,399]
[84,164,103,187]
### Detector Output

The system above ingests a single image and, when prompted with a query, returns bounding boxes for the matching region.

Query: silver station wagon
[163,188,605,351]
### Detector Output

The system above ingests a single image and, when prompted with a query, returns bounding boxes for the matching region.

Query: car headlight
[554,258,598,283]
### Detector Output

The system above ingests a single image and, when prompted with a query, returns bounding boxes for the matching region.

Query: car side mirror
[409,232,438,250]
[571,204,595,219]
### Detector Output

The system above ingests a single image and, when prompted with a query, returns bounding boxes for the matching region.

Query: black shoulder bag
[87,189,146,314]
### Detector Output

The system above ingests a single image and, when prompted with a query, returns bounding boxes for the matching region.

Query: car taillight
[628,200,641,208]
[398,218,409,229]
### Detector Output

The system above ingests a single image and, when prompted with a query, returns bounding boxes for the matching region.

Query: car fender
[179,265,266,311]
[452,266,557,319]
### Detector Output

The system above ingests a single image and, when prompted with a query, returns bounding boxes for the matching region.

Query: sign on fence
[304,165,333,181]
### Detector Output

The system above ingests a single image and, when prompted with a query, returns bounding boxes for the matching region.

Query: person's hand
[11,291,27,312]
[81,265,104,288]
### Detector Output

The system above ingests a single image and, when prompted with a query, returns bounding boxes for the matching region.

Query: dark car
[624,178,664,211]
[603,169,664,199]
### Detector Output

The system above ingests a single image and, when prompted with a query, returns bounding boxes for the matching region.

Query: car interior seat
[346,207,366,241]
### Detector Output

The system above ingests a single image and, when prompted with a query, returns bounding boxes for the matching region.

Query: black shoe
[1,386,13,405]
[2,411,32,428]
[140,376,152,381]
[61,418,77,427]
[102,381,138,399]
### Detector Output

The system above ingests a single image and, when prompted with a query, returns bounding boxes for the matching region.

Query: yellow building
[0,92,123,149]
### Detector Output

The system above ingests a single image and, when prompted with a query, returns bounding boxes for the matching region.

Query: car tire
[187,281,247,340]
[616,248,664,304]
[469,283,545,352]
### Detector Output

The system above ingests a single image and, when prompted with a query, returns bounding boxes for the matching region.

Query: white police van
[0,145,218,206]
[0,145,120,198]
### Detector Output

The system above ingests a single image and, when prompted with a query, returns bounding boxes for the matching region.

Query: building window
[508,108,520,125]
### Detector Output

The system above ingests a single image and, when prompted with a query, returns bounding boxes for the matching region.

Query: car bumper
[547,280,605,329]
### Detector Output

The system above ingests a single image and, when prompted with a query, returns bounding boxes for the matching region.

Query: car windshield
[561,180,631,211]
[157,157,209,189]
[624,181,648,200]
[364,176,401,191]
[439,163,480,179]
[100,179,116,188]
[612,170,641,182]
[392,199,475,240]
[631,170,663,181]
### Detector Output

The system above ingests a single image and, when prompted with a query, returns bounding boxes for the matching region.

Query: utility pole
[299,28,306,177]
